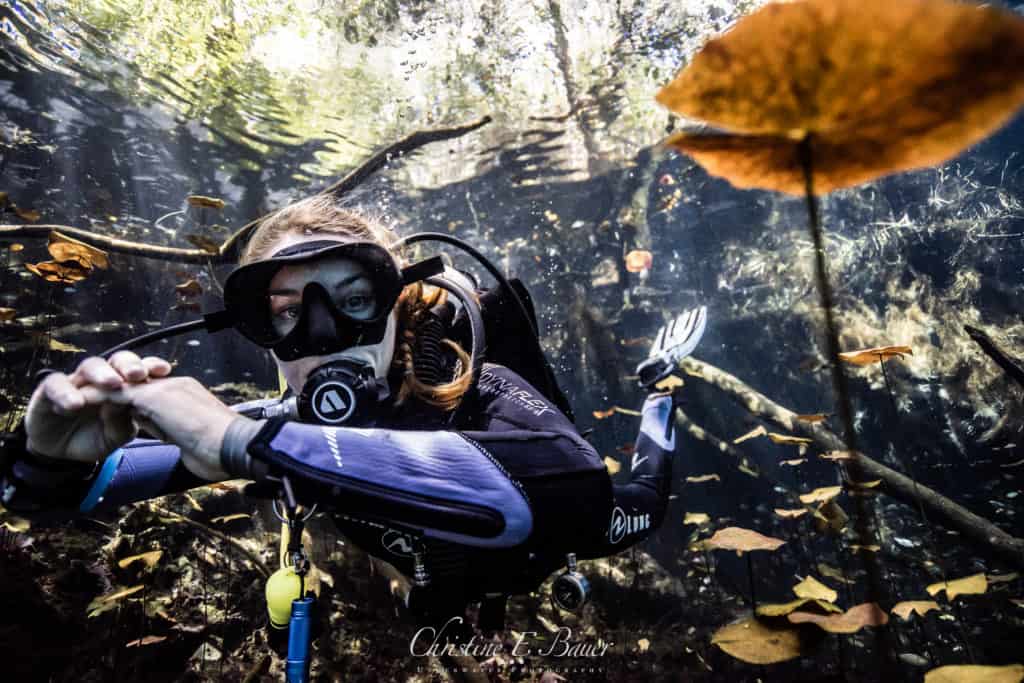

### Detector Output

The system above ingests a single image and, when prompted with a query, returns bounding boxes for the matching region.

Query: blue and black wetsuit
[7,362,679,616]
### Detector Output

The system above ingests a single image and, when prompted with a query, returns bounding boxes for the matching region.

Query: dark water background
[1,0,1023,680]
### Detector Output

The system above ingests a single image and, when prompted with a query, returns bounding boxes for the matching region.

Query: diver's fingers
[40,372,85,415]
[140,356,173,378]
[70,356,124,390]
[108,350,149,383]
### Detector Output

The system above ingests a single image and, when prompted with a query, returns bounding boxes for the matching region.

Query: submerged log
[679,357,1024,569]
[965,324,1024,392]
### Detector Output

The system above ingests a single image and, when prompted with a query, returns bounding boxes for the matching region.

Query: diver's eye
[342,293,375,315]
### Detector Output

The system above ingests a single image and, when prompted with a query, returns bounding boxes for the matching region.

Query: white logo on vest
[311,381,357,424]
[382,529,415,556]
[607,506,650,544]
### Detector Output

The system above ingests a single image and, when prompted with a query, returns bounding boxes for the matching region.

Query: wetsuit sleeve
[246,418,534,549]
[576,392,678,557]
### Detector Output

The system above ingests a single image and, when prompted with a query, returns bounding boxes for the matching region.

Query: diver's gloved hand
[636,306,708,390]
[24,351,173,464]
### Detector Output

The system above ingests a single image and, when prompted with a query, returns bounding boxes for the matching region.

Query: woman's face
[265,232,397,393]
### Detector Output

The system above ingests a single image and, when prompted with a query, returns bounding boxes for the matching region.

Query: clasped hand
[23,351,245,481]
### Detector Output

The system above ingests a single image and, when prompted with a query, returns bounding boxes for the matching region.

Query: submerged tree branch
[0,116,493,264]
[679,357,1024,569]
[965,324,1024,392]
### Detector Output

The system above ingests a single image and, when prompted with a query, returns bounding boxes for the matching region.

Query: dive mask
[224,240,418,362]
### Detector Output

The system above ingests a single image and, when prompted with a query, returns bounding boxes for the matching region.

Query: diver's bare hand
[23,352,173,463]
[116,376,243,481]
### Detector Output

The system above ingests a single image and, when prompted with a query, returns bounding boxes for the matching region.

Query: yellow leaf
[117,550,163,569]
[48,338,85,353]
[926,573,988,600]
[851,479,881,488]
[624,250,653,273]
[603,457,622,475]
[186,195,226,210]
[838,346,914,366]
[686,474,721,484]
[850,544,880,553]
[787,602,889,634]
[700,526,786,555]
[774,508,808,519]
[738,462,759,478]
[126,635,167,647]
[820,451,853,461]
[733,425,767,444]
[780,458,806,466]
[0,307,16,322]
[654,375,684,391]
[924,664,1024,683]
[891,601,940,620]
[768,433,813,446]
[756,598,842,617]
[86,585,145,618]
[48,231,109,270]
[817,563,856,585]
[799,486,842,505]
[683,512,710,526]
[637,638,650,653]
[793,575,838,603]
[812,500,848,535]
[211,513,250,524]
[711,617,802,664]
[184,492,203,511]
[592,408,615,419]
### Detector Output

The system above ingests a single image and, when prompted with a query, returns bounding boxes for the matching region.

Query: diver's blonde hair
[240,194,472,411]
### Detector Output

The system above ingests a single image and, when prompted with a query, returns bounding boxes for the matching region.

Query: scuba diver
[0,194,707,639]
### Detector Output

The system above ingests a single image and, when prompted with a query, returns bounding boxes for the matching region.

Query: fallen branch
[679,357,1024,569]
[149,503,270,578]
[965,324,1024,392]
[0,116,493,265]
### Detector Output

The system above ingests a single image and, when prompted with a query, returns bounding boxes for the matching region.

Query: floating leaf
[924,664,1024,683]
[817,563,856,585]
[738,461,759,478]
[757,598,841,617]
[624,250,653,273]
[701,526,785,555]
[654,375,684,391]
[687,474,721,484]
[987,572,1019,584]
[87,585,145,618]
[593,408,615,419]
[1,513,31,532]
[9,243,23,252]
[0,307,15,322]
[838,346,914,366]
[603,457,622,475]
[186,195,226,210]
[891,601,940,620]
[926,573,988,600]
[788,602,888,633]
[48,231,109,269]
[684,512,711,526]
[211,513,250,524]
[25,260,90,283]
[710,617,802,664]
[775,508,808,519]
[799,486,842,505]
[14,206,40,222]
[117,550,163,569]
[637,638,650,653]
[795,413,829,423]
[849,544,880,553]
[820,451,853,462]
[780,458,806,466]
[186,234,220,254]
[175,279,203,297]
[768,433,813,446]
[656,0,1024,195]
[793,575,838,603]
[813,500,848,535]
[126,635,167,647]
[851,479,881,489]
[733,425,766,444]
[47,338,86,353]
